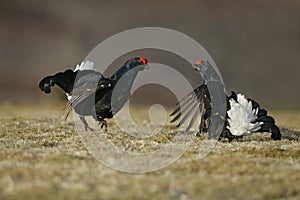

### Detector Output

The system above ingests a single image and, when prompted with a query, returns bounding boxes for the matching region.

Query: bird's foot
[80,116,94,132]
[98,120,108,132]
[84,124,94,132]
[195,131,201,137]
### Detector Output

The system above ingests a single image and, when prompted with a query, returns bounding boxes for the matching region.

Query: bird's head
[193,59,204,72]
[124,57,148,71]
[193,59,222,82]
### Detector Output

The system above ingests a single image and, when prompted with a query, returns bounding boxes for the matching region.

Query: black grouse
[39,57,148,131]
[170,60,281,141]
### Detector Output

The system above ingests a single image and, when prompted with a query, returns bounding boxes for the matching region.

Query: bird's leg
[196,116,206,136]
[79,116,94,131]
[220,126,242,142]
[201,117,211,133]
[100,120,108,132]
[96,116,108,132]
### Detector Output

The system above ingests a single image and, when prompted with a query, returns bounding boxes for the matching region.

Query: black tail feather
[258,123,281,140]
[39,69,77,94]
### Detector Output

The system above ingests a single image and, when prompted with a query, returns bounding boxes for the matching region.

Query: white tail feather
[74,60,95,71]
[66,60,95,100]
[226,94,263,136]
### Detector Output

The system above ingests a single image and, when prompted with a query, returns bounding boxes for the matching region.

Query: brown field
[0,103,300,200]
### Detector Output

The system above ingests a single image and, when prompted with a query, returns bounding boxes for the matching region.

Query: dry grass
[0,102,300,200]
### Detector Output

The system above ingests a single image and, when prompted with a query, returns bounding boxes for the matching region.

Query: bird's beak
[192,64,201,72]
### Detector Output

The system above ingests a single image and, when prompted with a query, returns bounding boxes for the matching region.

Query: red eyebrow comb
[195,59,202,65]
[139,57,147,64]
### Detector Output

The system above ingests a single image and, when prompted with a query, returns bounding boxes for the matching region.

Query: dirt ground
[0,102,300,200]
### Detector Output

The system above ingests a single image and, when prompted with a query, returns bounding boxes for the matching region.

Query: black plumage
[170,60,281,141]
[39,57,148,131]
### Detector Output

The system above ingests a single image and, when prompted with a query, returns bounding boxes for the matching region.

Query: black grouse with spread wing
[39,57,148,131]
[170,60,281,141]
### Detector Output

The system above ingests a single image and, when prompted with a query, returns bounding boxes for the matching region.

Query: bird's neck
[111,66,142,87]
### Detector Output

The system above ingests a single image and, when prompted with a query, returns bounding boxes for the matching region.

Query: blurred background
[1,0,300,109]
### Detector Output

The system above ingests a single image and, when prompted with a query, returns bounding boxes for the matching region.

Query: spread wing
[64,70,112,118]
[170,83,211,132]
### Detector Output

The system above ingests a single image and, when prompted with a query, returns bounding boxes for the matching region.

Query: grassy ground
[0,102,300,200]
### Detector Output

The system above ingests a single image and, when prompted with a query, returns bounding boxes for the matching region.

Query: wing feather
[170,83,211,132]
